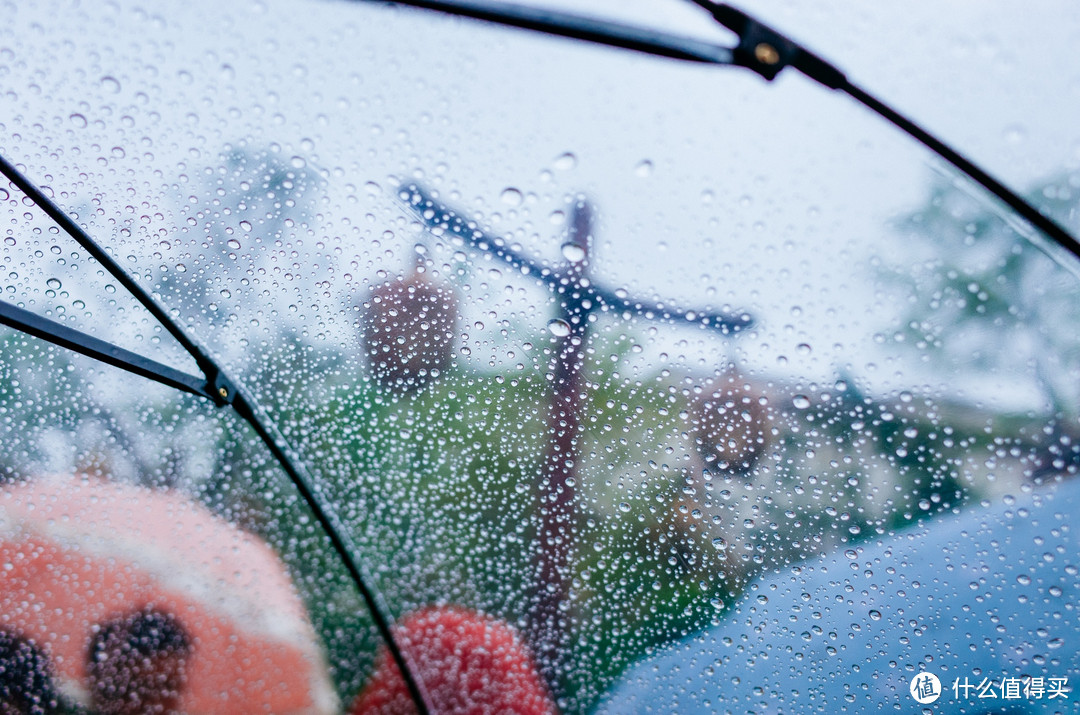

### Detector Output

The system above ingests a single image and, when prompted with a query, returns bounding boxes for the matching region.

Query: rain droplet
[500,188,523,206]
[868,609,882,621]
[46,278,61,290]
[1003,124,1027,144]
[100,76,121,93]
[227,238,241,250]
[634,160,653,178]
[1016,574,1032,586]
[553,152,577,170]
[844,549,858,560]
[792,395,811,410]
[69,113,87,128]
[618,502,631,513]
[547,319,571,337]
[561,243,586,262]
[239,220,252,232]
[290,156,307,169]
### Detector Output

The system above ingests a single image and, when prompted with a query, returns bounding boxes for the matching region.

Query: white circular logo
[909,673,942,704]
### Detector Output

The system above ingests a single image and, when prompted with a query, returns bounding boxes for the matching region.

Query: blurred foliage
[891,171,1080,423]
[3,160,1080,713]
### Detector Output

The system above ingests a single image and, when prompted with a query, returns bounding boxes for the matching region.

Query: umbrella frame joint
[704,3,847,89]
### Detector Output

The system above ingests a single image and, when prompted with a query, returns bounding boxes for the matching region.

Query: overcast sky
[3,0,1080,410]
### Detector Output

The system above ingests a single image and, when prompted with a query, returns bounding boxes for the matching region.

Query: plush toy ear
[350,606,555,715]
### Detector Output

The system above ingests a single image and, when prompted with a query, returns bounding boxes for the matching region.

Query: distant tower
[361,260,459,392]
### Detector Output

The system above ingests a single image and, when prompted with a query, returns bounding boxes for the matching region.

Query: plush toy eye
[0,629,60,715]
[86,607,193,715]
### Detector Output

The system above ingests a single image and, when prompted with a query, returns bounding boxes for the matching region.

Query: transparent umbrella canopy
[1,1,1079,714]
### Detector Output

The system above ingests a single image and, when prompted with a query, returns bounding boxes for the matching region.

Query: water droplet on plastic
[561,243,586,262]
[69,113,87,128]
[553,153,576,170]
[634,160,653,178]
[547,319,571,337]
[500,188,523,206]
[1003,124,1027,144]
[868,609,882,621]
[792,395,811,410]
[101,76,121,93]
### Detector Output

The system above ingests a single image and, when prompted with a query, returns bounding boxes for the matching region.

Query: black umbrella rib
[362,0,734,64]
[841,83,1080,262]
[0,157,435,715]
[0,300,216,401]
[0,154,229,383]
[355,0,1080,262]
[229,390,436,714]
[399,183,753,333]
[694,2,1080,262]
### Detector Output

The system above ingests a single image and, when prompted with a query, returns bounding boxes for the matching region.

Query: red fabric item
[351,606,555,715]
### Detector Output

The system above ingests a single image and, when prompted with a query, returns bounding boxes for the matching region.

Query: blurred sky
[2,0,1080,409]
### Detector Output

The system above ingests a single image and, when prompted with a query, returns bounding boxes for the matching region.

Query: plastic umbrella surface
[598,475,1080,713]
[0,474,337,713]
[1,1,1080,714]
